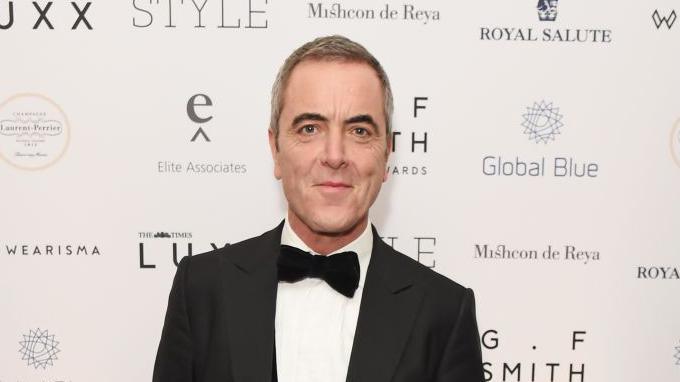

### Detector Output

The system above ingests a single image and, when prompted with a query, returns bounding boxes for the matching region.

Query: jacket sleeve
[434,288,484,382]
[153,256,194,382]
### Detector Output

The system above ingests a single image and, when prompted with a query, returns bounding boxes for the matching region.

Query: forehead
[282,59,384,121]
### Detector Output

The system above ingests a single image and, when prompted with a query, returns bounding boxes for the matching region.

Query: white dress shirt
[275,219,373,382]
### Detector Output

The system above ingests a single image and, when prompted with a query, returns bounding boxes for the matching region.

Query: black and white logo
[522,100,563,144]
[155,93,247,175]
[481,100,600,178]
[132,0,269,29]
[0,1,92,30]
[137,230,232,270]
[19,328,60,369]
[652,10,676,29]
[306,3,440,25]
[636,266,680,279]
[381,235,437,268]
[480,1,612,43]
[2,243,101,256]
[482,329,587,381]
[536,0,559,21]
[473,244,600,264]
[187,93,213,142]
[386,96,430,176]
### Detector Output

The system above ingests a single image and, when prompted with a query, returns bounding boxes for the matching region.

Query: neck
[287,211,368,255]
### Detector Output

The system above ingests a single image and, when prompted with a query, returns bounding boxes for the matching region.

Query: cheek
[356,155,388,193]
[364,149,388,176]
[279,152,314,185]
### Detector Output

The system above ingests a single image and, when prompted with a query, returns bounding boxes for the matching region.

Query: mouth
[316,181,352,188]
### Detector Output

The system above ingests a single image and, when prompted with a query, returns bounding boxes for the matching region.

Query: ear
[268,129,282,179]
[383,133,392,183]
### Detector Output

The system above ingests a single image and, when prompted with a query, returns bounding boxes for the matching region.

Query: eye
[299,124,318,134]
[353,127,369,136]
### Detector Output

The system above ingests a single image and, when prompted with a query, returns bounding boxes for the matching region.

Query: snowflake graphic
[19,328,60,369]
[674,341,680,365]
[521,100,564,144]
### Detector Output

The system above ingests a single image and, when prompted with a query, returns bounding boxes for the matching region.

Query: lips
[317,181,351,188]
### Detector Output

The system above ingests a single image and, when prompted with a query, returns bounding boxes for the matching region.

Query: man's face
[269,59,390,235]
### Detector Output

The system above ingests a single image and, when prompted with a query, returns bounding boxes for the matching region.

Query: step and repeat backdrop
[2,0,679,381]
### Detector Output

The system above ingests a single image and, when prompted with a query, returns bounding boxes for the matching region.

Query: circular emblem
[19,328,61,369]
[0,93,70,170]
[521,100,563,144]
[671,118,680,169]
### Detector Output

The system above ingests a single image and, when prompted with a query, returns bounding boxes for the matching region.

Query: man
[153,35,483,382]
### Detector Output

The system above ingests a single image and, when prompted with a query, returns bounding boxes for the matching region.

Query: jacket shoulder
[185,230,269,264]
[377,239,471,302]
[178,224,281,292]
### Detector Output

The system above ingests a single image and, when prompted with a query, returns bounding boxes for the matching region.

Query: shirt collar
[281,219,373,288]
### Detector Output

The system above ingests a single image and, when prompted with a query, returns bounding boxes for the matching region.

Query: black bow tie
[277,245,360,298]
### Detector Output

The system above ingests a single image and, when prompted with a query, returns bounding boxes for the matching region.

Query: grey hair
[269,35,393,145]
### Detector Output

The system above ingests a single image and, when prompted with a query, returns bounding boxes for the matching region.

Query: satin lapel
[346,227,424,382]
[221,223,283,382]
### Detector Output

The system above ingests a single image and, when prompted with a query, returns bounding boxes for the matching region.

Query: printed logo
[155,93,247,176]
[636,266,680,279]
[381,235,437,268]
[2,243,101,256]
[306,3,440,25]
[522,101,563,144]
[482,329,588,381]
[675,340,680,365]
[187,93,213,142]
[0,94,70,170]
[671,118,680,169]
[537,0,558,22]
[132,0,269,29]
[0,1,92,30]
[19,328,60,369]
[652,10,677,29]
[480,2,612,43]
[386,96,430,176]
[481,99,599,178]
[137,230,229,270]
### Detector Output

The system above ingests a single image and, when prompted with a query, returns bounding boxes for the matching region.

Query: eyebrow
[291,112,380,133]
[344,114,378,132]
[292,113,328,127]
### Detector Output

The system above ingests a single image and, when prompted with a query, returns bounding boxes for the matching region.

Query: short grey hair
[269,35,393,145]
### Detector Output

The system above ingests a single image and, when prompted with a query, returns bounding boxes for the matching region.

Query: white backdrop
[2,0,679,381]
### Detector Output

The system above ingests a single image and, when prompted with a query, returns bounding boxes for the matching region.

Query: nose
[321,127,347,169]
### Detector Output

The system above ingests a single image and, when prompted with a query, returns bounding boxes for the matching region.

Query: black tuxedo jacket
[153,222,483,382]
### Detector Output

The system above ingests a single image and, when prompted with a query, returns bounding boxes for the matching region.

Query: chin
[308,212,362,235]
